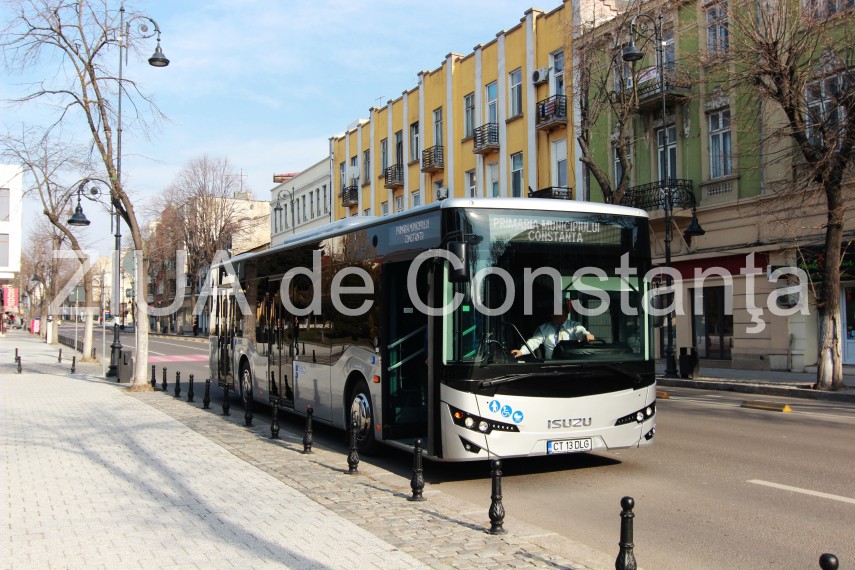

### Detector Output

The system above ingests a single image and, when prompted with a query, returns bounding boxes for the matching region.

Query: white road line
[748,480,855,505]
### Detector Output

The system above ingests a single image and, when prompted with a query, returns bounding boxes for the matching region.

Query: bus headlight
[449,405,520,434]
[615,402,656,426]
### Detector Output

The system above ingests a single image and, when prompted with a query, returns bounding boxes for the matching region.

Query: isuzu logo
[548,417,592,429]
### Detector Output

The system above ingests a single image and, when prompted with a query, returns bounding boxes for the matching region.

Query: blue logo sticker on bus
[512,410,524,424]
[371,356,376,365]
[500,405,513,418]
[488,400,501,413]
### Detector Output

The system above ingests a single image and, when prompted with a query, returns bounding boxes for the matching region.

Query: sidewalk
[655,362,855,403]
[1,331,607,570]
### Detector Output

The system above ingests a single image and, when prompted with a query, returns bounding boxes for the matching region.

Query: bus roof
[228,198,648,265]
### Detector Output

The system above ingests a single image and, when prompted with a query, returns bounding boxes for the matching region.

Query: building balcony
[632,65,691,112]
[421,145,444,172]
[619,179,696,215]
[384,164,404,189]
[340,186,359,207]
[535,95,567,131]
[473,123,499,154]
[529,186,574,200]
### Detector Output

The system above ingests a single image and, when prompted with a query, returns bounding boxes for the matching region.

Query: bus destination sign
[389,213,441,247]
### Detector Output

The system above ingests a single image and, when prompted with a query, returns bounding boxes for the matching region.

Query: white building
[0,164,23,280]
[270,158,332,247]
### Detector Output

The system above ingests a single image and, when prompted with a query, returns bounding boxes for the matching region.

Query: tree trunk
[815,190,845,390]
[82,271,95,362]
[130,252,152,391]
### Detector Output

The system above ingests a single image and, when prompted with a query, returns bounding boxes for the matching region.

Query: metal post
[615,496,637,570]
[71,355,76,373]
[58,348,62,363]
[174,371,181,398]
[203,378,211,409]
[408,439,425,501]
[487,459,506,534]
[347,418,359,474]
[14,348,18,362]
[270,397,280,439]
[222,382,231,416]
[187,374,194,402]
[302,406,314,453]
[17,356,22,373]
[150,364,156,389]
[161,367,167,392]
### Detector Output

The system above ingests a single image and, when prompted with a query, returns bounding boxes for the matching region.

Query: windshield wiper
[478,371,563,388]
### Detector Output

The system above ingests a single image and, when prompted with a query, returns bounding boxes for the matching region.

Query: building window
[552,51,565,95]
[807,70,849,146]
[395,131,404,165]
[323,184,328,213]
[412,191,421,207]
[486,82,498,124]
[350,156,358,185]
[614,141,632,186]
[410,122,420,162]
[706,1,729,55]
[1,233,10,266]
[488,161,499,197]
[657,126,678,180]
[381,138,388,171]
[310,194,314,219]
[433,108,443,148]
[511,152,523,198]
[808,0,854,18]
[363,149,370,182]
[316,188,321,216]
[509,68,523,117]
[614,54,633,92]
[0,188,8,222]
[363,208,371,216]
[464,93,475,137]
[395,195,404,212]
[339,162,346,190]
[302,196,306,220]
[381,201,389,216]
[466,170,476,197]
[708,109,732,179]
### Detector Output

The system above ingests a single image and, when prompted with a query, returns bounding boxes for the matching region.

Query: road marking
[748,480,855,505]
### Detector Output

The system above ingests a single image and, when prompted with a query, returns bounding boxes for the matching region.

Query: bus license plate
[547,438,592,454]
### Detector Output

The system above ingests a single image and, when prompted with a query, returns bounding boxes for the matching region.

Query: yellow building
[331,1,601,219]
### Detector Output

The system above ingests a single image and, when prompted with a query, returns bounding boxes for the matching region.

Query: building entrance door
[842,286,855,364]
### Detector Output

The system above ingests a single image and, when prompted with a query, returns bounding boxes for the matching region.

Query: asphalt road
[85,330,855,569]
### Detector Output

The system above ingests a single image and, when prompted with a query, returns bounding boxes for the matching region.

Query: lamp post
[273,188,296,235]
[623,13,679,377]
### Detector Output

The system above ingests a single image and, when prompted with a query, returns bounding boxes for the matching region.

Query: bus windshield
[443,209,651,369]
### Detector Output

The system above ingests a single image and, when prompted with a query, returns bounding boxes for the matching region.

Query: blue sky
[5,0,556,256]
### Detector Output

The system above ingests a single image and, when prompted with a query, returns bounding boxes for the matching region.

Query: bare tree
[721,1,855,390]
[1,0,169,389]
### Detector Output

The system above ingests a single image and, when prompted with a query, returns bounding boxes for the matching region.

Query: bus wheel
[349,380,378,455]
[240,364,254,409]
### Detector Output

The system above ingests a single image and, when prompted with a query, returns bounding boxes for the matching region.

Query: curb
[657,377,855,403]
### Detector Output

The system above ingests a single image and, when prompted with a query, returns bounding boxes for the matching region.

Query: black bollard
[819,553,839,570]
[187,374,195,402]
[161,367,168,393]
[58,348,62,363]
[347,417,359,474]
[408,439,426,501]
[302,406,314,453]
[151,365,156,389]
[302,341,305,355]
[270,371,278,396]
[615,496,637,570]
[17,356,22,373]
[71,356,76,374]
[487,459,506,534]
[202,379,211,409]
[222,382,231,416]
[244,392,253,427]
[91,348,96,359]
[174,371,181,398]
[270,397,280,439]
[312,349,316,363]
[14,348,18,362]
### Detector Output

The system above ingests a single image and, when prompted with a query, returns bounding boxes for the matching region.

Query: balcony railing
[535,95,567,131]
[473,123,499,154]
[384,164,404,188]
[529,186,574,200]
[633,65,691,112]
[421,145,444,172]
[340,186,359,207]
[619,179,696,211]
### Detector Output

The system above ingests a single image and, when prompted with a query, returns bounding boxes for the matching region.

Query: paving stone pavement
[1,333,610,570]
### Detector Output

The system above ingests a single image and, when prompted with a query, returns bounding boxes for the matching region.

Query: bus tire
[239,362,254,409]
[349,379,378,455]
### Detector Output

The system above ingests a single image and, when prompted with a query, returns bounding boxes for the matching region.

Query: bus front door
[381,260,429,441]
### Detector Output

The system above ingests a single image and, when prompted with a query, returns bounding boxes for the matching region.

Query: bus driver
[511,303,594,359]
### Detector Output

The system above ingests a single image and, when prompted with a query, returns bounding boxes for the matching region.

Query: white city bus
[209,198,656,461]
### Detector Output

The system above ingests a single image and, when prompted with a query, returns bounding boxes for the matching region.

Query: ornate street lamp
[273,188,297,235]
[623,13,704,377]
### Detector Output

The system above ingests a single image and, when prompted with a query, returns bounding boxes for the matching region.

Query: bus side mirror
[448,241,469,283]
